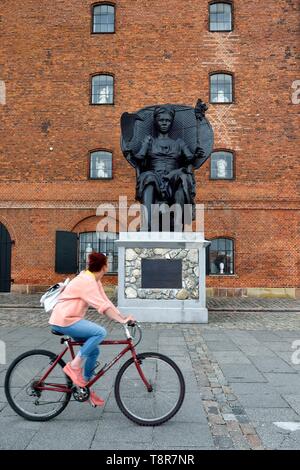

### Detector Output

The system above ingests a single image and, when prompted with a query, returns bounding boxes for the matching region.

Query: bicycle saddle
[51,329,64,336]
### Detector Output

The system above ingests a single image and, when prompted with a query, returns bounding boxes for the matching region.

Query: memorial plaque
[141,259,182,289]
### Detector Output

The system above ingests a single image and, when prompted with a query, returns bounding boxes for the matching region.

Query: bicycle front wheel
[115,352,185,426]
[4,350,72,421]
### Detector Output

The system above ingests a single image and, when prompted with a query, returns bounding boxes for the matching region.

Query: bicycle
[4,322,185,426]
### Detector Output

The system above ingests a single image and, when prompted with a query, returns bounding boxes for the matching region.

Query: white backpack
[40,278,70,314]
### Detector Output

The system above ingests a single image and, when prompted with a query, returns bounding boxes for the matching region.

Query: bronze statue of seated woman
[121,100,214,231]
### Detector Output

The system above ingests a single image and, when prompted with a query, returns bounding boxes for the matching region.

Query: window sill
[207,274,238,277]
[209,177,235,181]
[209,30,233,33]
[88,177,113,181]
[90,103,115,106]
[209,101,234,105]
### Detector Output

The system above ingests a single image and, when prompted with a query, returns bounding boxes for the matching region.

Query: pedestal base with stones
[116,232,210,323]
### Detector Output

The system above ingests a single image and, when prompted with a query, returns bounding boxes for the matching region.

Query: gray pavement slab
[249,357,296,374]
[275,351,300,371]
[223,331,261,346]
[152,422,214,449]
[263,373,300,393]
[264,341,294,352]
[27,420,100,450]
[92,412,153,446]
[237,393,289,409]
[282,395,300,414]
[230,382,283,395]
[170,392,208,424]
[212,351,252,365]
[0,416,41,450]
[219,364,267,383]
[250,331,284,342]
[237,345,277,357]
[244,407,300,423]
[205,340,239,351]
[254,422,300,450]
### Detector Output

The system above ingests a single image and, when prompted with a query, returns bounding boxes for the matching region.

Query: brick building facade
[0,1,299,297]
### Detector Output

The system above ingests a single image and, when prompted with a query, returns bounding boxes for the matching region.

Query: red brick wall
[0,1,299,291]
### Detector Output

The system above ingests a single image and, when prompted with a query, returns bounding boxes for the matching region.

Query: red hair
[88,252,107,272]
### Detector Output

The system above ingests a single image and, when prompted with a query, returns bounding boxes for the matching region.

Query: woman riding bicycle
[49,251,135,407]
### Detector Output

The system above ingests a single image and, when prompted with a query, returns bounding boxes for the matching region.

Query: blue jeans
[52,320,107,381]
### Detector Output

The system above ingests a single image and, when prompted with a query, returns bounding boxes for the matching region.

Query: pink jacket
[48,271,119,327]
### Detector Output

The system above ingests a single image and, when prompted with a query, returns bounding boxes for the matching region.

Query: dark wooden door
[55,231,78,274]
[0,223,12,292]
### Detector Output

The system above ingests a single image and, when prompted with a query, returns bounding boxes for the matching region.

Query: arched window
[91,74,114,104]
[210,73,233,103]
[79,232,119,273]
[209,2,232,32]
[210,151,234,179]
[90,151,112,179]
[92,3,115,33]
[207,238,234,275]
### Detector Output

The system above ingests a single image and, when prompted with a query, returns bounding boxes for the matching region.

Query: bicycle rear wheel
[4,350,72,421]
[115,352,185,426]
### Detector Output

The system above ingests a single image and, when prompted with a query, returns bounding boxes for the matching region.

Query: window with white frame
[210,73,233,103]
[209,2,232,32]
[210,151,234,179]
[207,238,234,275]
[79,232,118,273]
[91,74,114,104]
[90,151,112,179]
[92,4,115,33]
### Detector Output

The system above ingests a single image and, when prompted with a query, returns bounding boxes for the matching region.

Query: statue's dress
[132,136,196,206]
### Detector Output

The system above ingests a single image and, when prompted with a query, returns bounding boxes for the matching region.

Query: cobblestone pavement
[0,306,299,450]
[0,293,299,311]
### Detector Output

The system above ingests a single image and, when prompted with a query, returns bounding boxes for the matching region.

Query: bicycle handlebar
[123,321,142,346]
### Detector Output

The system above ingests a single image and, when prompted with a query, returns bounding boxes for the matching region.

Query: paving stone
[153,422,214,448]
[247,357,295,374]
[92,412,153,445]
[244,407,300,423]
[263,373,300,393]
[27,420,99,450]
[0,416,41,450]
[208,413,225,425]
[240,423,257,435]
[228,431,251,450]
[91,442,153,450]
[264,342,294,352]
[212,351,252,365]
[254,423,291,450]
[213,436,234,449]
[237,345,277,357]
[172,392,208,424]
[205,341,239,352]
[224,331,261,346]
[250,331,284,342]
[237,393,289,409]
[230,382,277,395]
[282,395,300,415]
[220,364,267,383]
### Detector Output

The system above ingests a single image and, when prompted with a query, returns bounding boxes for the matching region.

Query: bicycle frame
[36,336,152,394]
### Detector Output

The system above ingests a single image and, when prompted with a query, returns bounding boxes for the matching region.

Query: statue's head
[154,105,175,134]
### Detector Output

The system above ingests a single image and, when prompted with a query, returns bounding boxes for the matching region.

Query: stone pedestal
[116,232,210,323]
